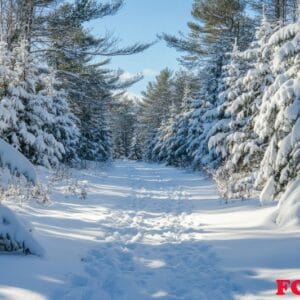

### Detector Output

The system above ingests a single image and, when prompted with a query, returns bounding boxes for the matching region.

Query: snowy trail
[59,161,236,300]
[2,160,299,300]
[0,160,236,300]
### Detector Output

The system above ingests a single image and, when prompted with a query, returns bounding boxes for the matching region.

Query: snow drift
[0,138,42,255]
[275,178,300,226]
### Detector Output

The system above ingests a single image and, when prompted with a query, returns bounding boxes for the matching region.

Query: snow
[260,177,276,205]
[0,205,43,255]
[0,138,37,184]
[275,178,300,226]
[0,161,299,299]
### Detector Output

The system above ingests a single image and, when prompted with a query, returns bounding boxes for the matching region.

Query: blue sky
[90,0,193,97]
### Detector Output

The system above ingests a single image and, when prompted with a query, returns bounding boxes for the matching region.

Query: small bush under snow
[0,138,37,184]
[0,204,43,255]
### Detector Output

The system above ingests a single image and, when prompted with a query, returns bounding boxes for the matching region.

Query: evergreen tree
[111,96,137,159]
[129,127,144,161]
[76,68,113,162]
[44,0,150,163]
[137,69,174,159]
[0,40,70,167]
[164,76,199,167]
[254,20,300,203]
[206,40,247,170]
[215,12,275,198]
[41,70,79,164]
[162,0,253,69]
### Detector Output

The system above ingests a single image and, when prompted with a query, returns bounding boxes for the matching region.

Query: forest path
[0,160,239,300]
[58,160,236,300]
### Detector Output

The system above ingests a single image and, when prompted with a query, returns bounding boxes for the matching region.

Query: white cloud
[119,71,139,83]
[142,68,159,77]
[119,69,158,83]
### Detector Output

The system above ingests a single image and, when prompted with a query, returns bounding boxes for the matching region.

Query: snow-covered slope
[0,138,42,256]
[0,161,299,299]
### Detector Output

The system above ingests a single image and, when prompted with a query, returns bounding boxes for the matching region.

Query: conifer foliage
[0,40,77,167]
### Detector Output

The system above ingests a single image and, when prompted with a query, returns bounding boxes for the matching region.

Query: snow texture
[1,161,299,299]
[0,161,238,300]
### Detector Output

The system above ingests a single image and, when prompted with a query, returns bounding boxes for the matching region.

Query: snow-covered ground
[0,160,299,300]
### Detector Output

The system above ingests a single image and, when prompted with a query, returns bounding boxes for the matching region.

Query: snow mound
[0,204,43,255]
[260,177,276,205]
[275,178,300,226]
[0,138,37,184]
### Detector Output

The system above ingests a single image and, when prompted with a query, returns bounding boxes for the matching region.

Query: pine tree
[162,0,253,69]
[111,96,137,159]
[213,14,275,198]
[44,0,151,163]
[136,69,174,158]
[77,70,113,162]
[165,78,197,167]
[0,40,69,167]
[129,128,144,160]
[151,105,177,163]
[205,40,247,170]
[41,70,79,164]
[254,20,300,203]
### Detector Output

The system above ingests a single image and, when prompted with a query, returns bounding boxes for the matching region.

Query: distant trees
[112,96,137,159]
[132,68,174,160]
[131,69,198,162]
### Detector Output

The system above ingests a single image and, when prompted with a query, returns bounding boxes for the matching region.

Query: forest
[129,0,300,225]
[0,0,300,299]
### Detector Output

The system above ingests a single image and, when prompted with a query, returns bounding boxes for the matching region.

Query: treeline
[0,0,149,167]
[132,0,300,208]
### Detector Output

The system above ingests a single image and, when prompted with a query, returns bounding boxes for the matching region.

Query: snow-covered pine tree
[214,12,275,198]
[143,129,160,162]
[164,82,195,167]
[0,40,68,167]
[78,95,113,163]
[184,35,238,171]
[136,69,174,159]
[186,69,216,170]
[41,70,79,164]
[254,19,300,204]
[151,105,177,163]
[111,96,137,159]
[129,128,144,160]
[142,71,198,166]
[45,0,151,164]
[184,38,244,174]
[0,138,43,255]
[205,40,246,171]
